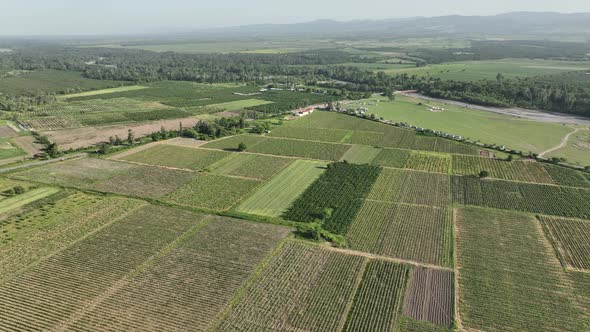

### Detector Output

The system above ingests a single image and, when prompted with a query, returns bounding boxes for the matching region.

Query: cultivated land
[3,90,590,331]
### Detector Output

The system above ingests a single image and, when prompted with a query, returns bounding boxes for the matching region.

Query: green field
[341,145,382,164]
[120,145,232,171]
[206,99,273,111]
[376,58,590,81]
[546,128,590,166]
[235,159,327,217]
[350,95,572,153]
[0,138,27,160]
[248,137,352,161]
[201,134,266,151]
[455,206,587,331]
[59,85,149,99]
[211,153,292,180]
[452,155,554,184]
[0,70,126,95]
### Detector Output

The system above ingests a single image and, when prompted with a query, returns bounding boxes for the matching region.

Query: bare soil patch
[12,136,43,156]
[403,266,455,327]
[44,117,201,150]
[162,137,207,148]
[0,126,19,138]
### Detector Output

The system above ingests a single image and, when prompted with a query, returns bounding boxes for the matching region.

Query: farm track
[539,127,581,158]
[323,245,453,272]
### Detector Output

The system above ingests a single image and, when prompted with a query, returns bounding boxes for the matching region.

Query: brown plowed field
[403,267,454,327]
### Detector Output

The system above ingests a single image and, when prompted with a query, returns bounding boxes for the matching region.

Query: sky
[1,0,590,35]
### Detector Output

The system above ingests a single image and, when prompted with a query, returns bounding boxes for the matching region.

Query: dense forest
[1,44,590,116]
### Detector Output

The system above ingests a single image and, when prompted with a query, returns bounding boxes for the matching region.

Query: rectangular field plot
[0,193,145,282]
[201,134,266,151]
[372,148,411,168]
[67,217,291,331]
[344,260,409,332]
[0,187,60,214]
[403,267,454,327]
[163,173,261,211]
[236,160,327,217]
[406,152,450,173]
[206,98,273,111]
[369,168,451,207]
[249,137,351,161]
[218,241,366,332]
[0,205,206,331]
[455,207,587,332]
[347,201,452,267]
[91,163,196,199]
[543,163,590,188]
[119,144,231,171]
[10,158,136,189]
[284,162,381,234]
[539,216,590,271]
[452,155,554,184]
[211,153,292,180]
[340,145,382,164]
[452,175,590,219]
[290,111,391,133]
[269,126,351,142]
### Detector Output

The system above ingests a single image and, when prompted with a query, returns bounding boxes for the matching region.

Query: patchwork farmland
[1,108,589,331]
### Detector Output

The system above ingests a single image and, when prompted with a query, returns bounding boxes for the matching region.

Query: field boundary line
[338,257,369,331]
[53,214,212,332]
[209,236,293,331]
[363,198,445,210]
[322,245,453,272]
[0,200,148,286]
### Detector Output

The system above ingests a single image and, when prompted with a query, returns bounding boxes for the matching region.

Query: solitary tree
[127,129,135,145]
[237,142,247,152]
[496,73,504,86]
[13,186,25,195]
[479,170,490,179]
[506,154,514,162]
[98,143,112,155]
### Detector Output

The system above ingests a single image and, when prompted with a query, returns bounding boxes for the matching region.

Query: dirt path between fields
[539,127,581,158]
[322,245,453,272]
[401,93,590,125]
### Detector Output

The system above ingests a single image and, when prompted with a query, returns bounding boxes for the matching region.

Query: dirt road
[539,128,581,158]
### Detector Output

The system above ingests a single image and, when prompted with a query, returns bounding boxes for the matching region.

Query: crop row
[403,267,454,327]
[369,168,451,207]
[455,207,587,332]
[218,240,366,331]
[452,175,590,219]
[452,155,554,184]
[0,205,206,331]
[283,162,381,234]
[120,145,232,171]
[539,215,590,271]
[347,201,452,267]
[269,126,351,143]
[542,163,590,188]
[344,260,409,332]
[248,137,352,161]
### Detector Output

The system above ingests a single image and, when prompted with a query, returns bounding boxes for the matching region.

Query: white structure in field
[292,107,315,117]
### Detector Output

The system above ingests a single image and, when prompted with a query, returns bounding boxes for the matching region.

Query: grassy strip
[0,187,60,214]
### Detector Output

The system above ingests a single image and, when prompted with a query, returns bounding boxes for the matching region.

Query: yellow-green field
[58,85,148,99]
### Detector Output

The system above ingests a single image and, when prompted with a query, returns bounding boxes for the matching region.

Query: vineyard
[539,215,590,271]
[403,267,454,327]
[542,163,590,188]
[248,137,352,161]
[451,155,554,184]
[218,240,366,331]
[372,148,412,168]
[120,145,232,171]
[451,175,590,219]
[163,173,261,210]
[283,162,381,234]
[66,217,290,331]
[340,145,382,164]
[0,205,207,331]
[369,168,451,207]
[347,201,453,267]
[398,317,454,332]
[201,134,266,151]
[344,260,409,332]
[211,153,292,180]
[269,126,351,142]
[455,207,588,332]
[236,160,327,217]
[405,152,450,173]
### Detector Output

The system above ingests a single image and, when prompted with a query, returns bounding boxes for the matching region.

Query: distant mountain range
[187,12,590,39]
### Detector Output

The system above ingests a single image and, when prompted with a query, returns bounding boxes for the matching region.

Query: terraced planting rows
[0,205,206,331]
[369,168,451,207]
[405,152,450,173]
[542,163,590,188]
[218,241,366,331]
[344,260,409,332]
[452,155,554,184]
[236,160,327,217]
[539,215,590,271]
[452,175,590,219]
[455,207,588,332]
[284,162,381,234]
[66,217,291,331]
[403,267,454,327]
[347,201,452,267]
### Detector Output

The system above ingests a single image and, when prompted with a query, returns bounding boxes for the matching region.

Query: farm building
[292,107,315,117]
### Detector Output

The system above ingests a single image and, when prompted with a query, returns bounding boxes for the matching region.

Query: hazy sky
[2,0,590,35]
